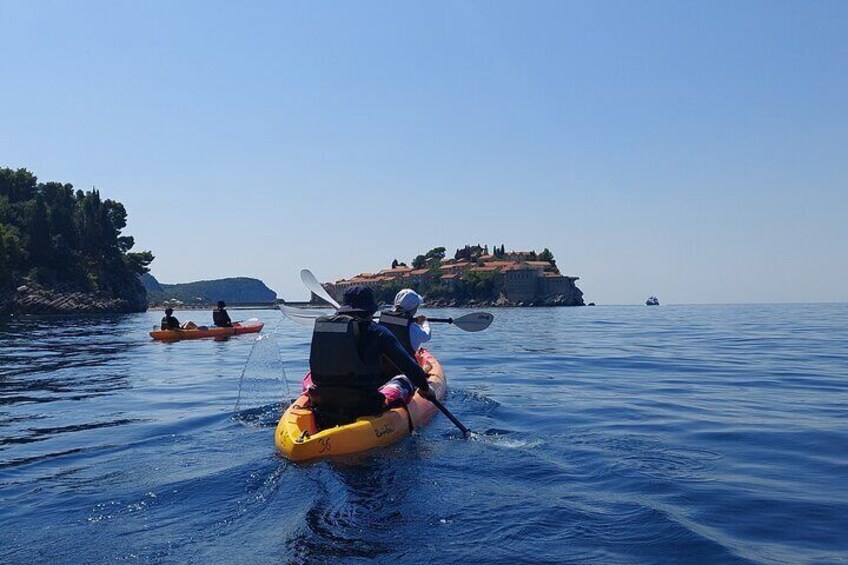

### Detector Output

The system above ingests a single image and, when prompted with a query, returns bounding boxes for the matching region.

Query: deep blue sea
[1,304,847,564]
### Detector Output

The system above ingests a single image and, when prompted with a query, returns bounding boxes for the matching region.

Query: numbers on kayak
[318,437,332,453]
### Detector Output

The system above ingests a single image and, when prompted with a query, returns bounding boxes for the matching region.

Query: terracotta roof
[440,273,458,279]
[526,261,552,267]
[379,266,413,274]
[410,268,430,275]
[470,266,499,272]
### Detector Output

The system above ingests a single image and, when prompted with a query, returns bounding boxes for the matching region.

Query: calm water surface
[1,305,847,564]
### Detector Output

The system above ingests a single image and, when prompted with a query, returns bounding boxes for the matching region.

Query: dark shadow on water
[284,454,417,563]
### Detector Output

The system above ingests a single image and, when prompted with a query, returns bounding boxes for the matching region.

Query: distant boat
[646,296,659,306]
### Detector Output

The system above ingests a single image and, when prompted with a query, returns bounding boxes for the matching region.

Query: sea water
[1,304,846,564]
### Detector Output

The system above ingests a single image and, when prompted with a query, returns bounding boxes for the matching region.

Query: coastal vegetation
[0,167,153,313]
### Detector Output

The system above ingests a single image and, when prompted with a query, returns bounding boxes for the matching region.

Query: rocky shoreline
[424,293,584,308]
[0,280,148,315]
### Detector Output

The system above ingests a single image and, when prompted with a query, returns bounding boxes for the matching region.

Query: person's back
[212,300,232,327]
[309,313,387,427]
[161,308,180,330]
[307,285,433,429]
[378,289,431,362]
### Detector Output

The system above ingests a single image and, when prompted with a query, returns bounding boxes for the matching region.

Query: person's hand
[416,315,427,324]
[419,386,437,402]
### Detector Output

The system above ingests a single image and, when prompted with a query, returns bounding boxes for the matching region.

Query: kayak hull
[275,349,447,462]
[149,320,264,341]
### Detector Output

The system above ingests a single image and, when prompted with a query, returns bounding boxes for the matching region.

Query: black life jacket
[377,310,415,377]
[161,315,179,330]
[308,314,386,428]
[213,308,232,327]
[378,311,415,356]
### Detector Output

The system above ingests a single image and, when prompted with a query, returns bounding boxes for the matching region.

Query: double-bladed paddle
[291,269,478,437]
[280,303,493,332]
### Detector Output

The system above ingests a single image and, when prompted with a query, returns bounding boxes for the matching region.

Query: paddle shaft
[429,395,470,436]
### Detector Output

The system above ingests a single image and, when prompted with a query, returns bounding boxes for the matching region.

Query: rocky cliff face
[0,277,148,315]
[423,282,584,308]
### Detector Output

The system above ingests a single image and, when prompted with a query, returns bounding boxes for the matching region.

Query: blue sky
[2,1,846,304]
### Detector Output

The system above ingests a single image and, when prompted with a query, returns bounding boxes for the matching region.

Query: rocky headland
[1,278,148,315]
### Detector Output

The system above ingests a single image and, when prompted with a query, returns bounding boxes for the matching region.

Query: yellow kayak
[275,349,447,462]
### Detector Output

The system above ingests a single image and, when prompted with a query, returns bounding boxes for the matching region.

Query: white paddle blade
[300,269,341,309]
[452,312,494,332]
[279,304,321,326]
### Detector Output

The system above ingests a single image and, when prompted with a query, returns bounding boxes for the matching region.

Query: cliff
[1,277,147,315]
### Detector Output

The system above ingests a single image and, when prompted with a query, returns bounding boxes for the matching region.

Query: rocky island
[1,167,153,315]
[321,244,584,307]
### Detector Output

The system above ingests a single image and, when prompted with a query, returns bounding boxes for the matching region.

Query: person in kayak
[306,285,436,429]
[378,288,431,356]
[161,307,180,330]
[212,300,233,327]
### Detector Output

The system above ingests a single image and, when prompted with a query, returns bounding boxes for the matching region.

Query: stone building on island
[324,248,584,306]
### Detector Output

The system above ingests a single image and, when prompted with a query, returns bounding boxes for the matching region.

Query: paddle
[427,312,493,332]
[428,395,470,437]
[281,303,494,332]
[298,269,476,436]
[300,269,340,309]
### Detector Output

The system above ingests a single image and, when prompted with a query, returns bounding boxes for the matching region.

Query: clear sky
[2,1,846,304]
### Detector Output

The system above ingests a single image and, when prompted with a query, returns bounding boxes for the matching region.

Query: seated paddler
[379,288,431,355]
[305,285,436,429]
[212,300,233,327]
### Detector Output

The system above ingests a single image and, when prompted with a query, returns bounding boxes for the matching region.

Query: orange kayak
[275,349,446,462]
[149,319,264,341]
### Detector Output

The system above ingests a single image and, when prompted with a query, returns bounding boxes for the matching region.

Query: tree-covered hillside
[1,167,153,312]
[143,274,277,306]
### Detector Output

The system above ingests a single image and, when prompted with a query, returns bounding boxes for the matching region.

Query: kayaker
[306,285,436,429]
[378,288,431,356]
[161,307,180,330]
[212,300,233,327]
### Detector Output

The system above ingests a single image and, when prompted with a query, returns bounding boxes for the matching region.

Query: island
[321,244,584,307]
[1,167,153,314]
[143,274,277,308]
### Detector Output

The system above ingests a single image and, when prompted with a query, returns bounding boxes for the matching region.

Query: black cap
[338,285,378,315]
[218,301,226,308]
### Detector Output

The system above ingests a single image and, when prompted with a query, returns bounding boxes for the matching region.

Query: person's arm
[409,320,431,350]
[377,327,431,390]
